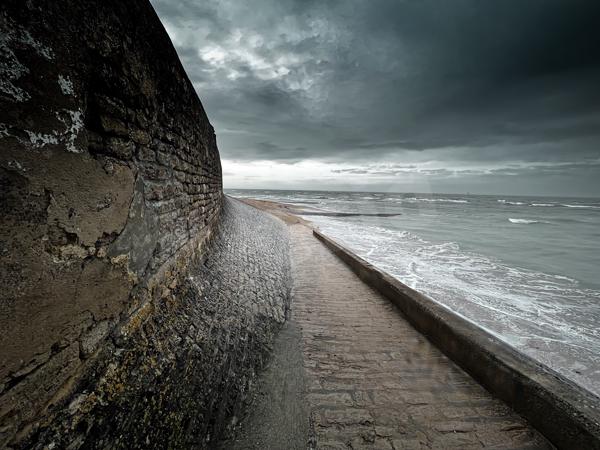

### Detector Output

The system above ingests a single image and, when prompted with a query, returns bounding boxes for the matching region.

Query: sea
[226,189,600,398]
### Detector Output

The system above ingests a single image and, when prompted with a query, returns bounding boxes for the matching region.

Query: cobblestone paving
[290,224,552,449]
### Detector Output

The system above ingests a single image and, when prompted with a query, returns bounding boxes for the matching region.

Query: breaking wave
[499,200,600,210]
[395,197,469,204]
[562,204,600,209]
[498,199,526,205]
[508,218,543,224]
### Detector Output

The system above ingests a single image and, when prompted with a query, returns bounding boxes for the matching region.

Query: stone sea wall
[0,1,291,448]
[15,198,290,450]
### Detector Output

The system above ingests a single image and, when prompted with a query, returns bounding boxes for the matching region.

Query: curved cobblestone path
[289,223,552,450]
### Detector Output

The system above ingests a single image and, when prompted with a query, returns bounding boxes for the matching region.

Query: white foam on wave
[509,218,542,224]
[528,202,600,209]
[498,199,526,205]
[398,197,469,204]
[562,204,600,209]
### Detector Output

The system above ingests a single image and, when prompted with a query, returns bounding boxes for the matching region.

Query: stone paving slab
[289,223,553,449]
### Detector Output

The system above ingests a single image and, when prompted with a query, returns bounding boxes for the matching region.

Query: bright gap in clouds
[222,158,600,197]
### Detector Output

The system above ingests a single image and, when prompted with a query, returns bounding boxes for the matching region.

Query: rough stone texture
[218,318,312,450]
[182,198,292,445]
[289,224,552,450]
[11,197,291,449]
[0,1,293,448]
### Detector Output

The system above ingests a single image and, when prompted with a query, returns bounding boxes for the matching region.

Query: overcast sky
[150,0,600,197]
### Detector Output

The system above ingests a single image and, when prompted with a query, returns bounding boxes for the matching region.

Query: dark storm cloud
[150,0,600,193]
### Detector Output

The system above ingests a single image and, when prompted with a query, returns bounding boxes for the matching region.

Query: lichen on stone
[57,74,74,96]
[0,14,53,103]
[25,130,59,147]
[61,109,84,153]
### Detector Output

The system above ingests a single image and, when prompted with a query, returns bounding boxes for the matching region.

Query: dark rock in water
[0,1,290,448]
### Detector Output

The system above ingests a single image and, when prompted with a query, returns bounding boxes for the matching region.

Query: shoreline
[236,198,314,226]
[237,197,401,220]
[237,195,600,449]
[239,193,600,396]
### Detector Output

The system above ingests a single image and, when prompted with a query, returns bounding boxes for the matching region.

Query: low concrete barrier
[313,229,600,450]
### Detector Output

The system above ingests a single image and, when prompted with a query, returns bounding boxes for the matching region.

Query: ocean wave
[508,218,544,224]
[529,202,599,209]
[498,199,526,205]
[401,197,469,204]
[562,204,600,209]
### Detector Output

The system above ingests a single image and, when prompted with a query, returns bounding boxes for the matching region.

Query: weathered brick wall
[0,1,290,448]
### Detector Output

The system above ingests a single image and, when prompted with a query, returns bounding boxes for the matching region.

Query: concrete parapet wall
[313,229,600,450]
